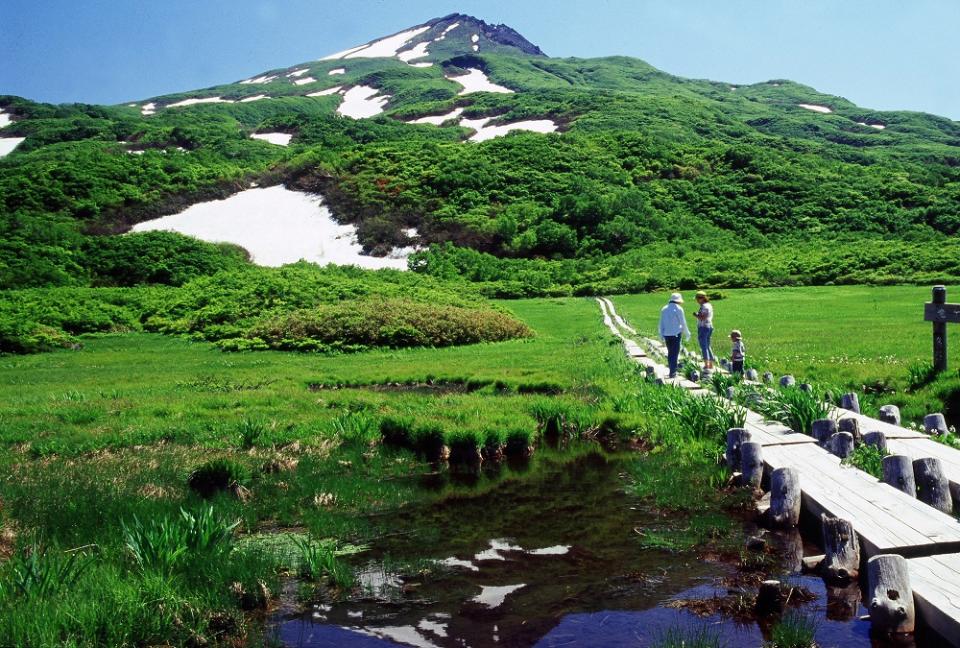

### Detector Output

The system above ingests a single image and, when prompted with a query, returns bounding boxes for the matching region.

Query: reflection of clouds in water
[471,583,525,608]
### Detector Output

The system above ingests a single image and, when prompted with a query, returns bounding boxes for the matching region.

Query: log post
[838,417,861,445]
[923,412,948,436]
[878,405,901,426]
[913,457,952,513]
[779,375,796,387]
[725,428,751,471]
[826,584,862,622]
[725,386,737,400]
[867,554,916,634]
[745,368,759,381]
[840,393,861,414]
[820,514,860,584]
[720,358,730,370]
[811,419,837,446]
[767,467,801,528]
[828,432,855,459]
[932,285,947,373]
[755,580,784,616]
[799,383,813,393]
[762,371,774,384]
[863,430,888,453]
[740,441,763,491]
[689,370,700,382]
[882,455,916,497]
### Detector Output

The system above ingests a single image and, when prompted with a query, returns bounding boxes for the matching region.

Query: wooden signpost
[924,285,958,372]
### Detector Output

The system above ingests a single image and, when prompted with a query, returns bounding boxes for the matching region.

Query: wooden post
[821,514,860,584]
[863,430,888,453]
[867,554,916,634]
[828,432,855,459]
[740,441,763,490]
[913,457,953,514]
[923,412,948,436]
[745,368,759,381]
[767,467,801,528]
[779,375,796,387]
[840,393,861,414]
[689,369,700,382]
[878,405,901,426]
[725,428,751,471]
[762,371,774,384]
[838,417,861,445]
[725,385,736,400]
[826,584,861,622]
[932,285,947,373]
[882,455,916,497]
[755,580,784,616]
[811,419,837,446]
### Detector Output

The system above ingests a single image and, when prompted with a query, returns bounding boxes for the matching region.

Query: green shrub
[187,458,251,497]
[843,444,889,479]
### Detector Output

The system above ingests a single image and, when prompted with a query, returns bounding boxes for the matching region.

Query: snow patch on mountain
[131,186,410,270]
[448,69,513,95]
[435,22,460,40]
[141,103,156,116]
[857,121,886,130]
[307,86,343,97]
[322,26,431,61]
[408,107,465,125]
[240,95,269,103]
[0,110,11,128]
[241,74,278,84]
[799,103,832,113]
[328,68,346,76]
[397,41,430,63]
[167,97,233,108]
[410,62,434,68]
[337,86,390,118]
[461,117,557,142]
[0,137,26,157]
[287,69,310,78]
[251,132,292,146]
[293,77,317,86]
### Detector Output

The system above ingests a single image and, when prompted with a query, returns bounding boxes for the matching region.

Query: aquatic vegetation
[767,610,819,648]
[291,536,356,589]
[652,624,725,648]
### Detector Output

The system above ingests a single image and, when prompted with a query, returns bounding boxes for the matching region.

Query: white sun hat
[669,292,684,304]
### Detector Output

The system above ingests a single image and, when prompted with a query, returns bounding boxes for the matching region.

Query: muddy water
[275,450,923,647]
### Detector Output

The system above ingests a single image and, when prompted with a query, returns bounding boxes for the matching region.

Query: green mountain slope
[2,12,960,292]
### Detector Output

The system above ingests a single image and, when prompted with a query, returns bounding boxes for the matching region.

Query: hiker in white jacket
[659,292,691,378]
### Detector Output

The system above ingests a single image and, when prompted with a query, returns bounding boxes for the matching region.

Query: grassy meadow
[612,285,960,422]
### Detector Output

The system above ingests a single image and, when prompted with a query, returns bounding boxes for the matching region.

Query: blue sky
[2,0,958,120]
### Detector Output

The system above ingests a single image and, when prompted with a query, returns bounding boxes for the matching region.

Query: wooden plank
[907,554,960,643]
[762,444,960,556]
[924,302,960,324]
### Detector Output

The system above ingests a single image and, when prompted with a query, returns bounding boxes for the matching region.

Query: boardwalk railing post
[745,368,759,381]
[779,375,795,387]
[878,405,901,426]
[923,412,948,436]
[863,430,888,453]
[740,441,763,490]
[840,393,861,414]
[811,418,837,446]
[837,417,861,445]
[762,371,774,384]
[755,580,784,616]
[725,428,751,471]
[867,554,916,634]
[913,457,953,514]
[821,514,860,584]
[882,455,916,497]
[828,432,855,459]
[767,467,801,528]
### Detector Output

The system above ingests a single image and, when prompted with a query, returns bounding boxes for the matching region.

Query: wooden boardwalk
[597,297,960,644]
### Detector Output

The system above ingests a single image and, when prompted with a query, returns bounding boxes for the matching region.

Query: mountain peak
[319,14,545,63]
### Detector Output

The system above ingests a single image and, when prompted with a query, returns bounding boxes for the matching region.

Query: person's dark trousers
[664,335,682,377]
[732,360,744,374]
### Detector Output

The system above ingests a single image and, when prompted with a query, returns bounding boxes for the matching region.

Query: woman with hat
[694,291,715,371]
[658,292,691,378]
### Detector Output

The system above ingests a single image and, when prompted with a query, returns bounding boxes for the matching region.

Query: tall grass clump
[653,624,725,648]
[187,458,252,497]
[330,411,378,446]
[756,386,830,436]
[767,610,819,648]
[529,398,594,440]
[291,536,356,589]
[122,506,239,574]
[379,415,416,448]
[0,543,93,600]
[666,391,746,443]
